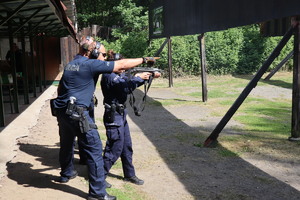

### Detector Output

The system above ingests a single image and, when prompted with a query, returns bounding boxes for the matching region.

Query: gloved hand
[142,57,159,66]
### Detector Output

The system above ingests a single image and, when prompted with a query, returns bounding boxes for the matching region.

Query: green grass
[87,71,300,199]
[111,159,123,170]
[153,72,298,154]
[235,98,291,136]
[107,184,148,200]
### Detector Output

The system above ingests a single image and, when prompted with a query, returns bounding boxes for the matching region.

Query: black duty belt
[105,103,125,115]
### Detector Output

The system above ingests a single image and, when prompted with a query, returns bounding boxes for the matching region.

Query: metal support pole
[41,35,46,88]
[204,26,295,147]
[29,33,37,97]
[36,37,42,92]
[21,20,29,104]
[8,19,19,113]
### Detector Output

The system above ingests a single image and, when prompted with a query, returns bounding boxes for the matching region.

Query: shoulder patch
[65,64,80,71]
[113,75,120,82]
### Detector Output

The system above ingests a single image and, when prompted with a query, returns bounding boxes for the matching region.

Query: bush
[102,2,293,76]
[205,27,243,75]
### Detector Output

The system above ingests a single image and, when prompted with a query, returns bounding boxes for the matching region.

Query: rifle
[128,67,162,116]
[130,56,162,75]
[130,67,162,75]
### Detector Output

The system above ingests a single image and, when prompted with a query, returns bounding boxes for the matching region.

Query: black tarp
[149,0,300,38]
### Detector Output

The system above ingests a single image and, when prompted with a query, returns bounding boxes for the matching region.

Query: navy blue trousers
[57,109,106,197]
[103,109,135,178]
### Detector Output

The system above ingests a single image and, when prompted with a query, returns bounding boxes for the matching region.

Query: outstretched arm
[113,57,157,73]
[112,58,143,73]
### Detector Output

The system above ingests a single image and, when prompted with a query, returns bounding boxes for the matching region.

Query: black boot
[55,170,78,183]
[105,180,112,188]
[87,193,116,200]
[124,175,144,185]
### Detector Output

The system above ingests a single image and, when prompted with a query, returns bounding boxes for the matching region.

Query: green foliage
[236,24,293,74]
[145,35,201,76]
[75,0,122,28]
[112,0,148,34]
[101,0,149,58]
[76,1,294,76]
[205,27,243,75]
[203,24,293,75]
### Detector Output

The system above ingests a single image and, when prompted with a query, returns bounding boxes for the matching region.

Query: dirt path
[0,83,300,200]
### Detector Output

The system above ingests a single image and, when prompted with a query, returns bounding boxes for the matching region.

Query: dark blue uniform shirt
[101,72,144,105]
[54,55,114,108]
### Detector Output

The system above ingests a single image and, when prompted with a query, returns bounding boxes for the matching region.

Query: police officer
[100,50,161,187]
[78,41,107,165]
[52,36,157,200]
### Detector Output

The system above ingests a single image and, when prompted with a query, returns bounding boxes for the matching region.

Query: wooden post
[168,36,173,87]
[204,26,295,147]
[154,38,168,57]
[290,17,300,140]
[264,50,293,80]
[199,34,208,102]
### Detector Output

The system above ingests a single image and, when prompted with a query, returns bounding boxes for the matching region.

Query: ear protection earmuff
[81,36,92,51]
[91,41,102,59]
[114,53,120,60]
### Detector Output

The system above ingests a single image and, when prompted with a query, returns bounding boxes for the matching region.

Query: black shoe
[55,170,78,183]
[87,194,116,200]
[105,180,112,188]
[124,176,144,185]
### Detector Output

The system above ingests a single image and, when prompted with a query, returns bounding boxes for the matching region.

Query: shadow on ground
[5,142,88,199]
[127,89,300,200]
[233,74,292,89]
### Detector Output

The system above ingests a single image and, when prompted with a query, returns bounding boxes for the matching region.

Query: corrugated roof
[0,0,77,41]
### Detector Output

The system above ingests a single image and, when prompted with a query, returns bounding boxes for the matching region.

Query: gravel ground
[0,80,300,200]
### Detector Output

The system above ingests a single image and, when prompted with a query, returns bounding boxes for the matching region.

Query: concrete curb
[0,85,57,180]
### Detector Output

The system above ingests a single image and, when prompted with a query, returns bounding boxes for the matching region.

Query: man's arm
[113,58,143,73]
[113,57,157,73]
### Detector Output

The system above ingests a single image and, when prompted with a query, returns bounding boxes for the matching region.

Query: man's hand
[142,57,160,66]
[135,72,152,80]
[153,72,161,78]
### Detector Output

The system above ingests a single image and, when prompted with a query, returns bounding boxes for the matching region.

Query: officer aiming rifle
[100,50,161,188]
[126,57,162,116]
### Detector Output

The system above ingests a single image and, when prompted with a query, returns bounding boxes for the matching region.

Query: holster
[104,103,116,123]
[116,103,125,115]
[50,99,57,117]
[65,101,97,133]
[79,113,97,133]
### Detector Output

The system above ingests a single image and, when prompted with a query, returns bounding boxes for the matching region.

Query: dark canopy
[0,0,77,41]
[149,0,300,38]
